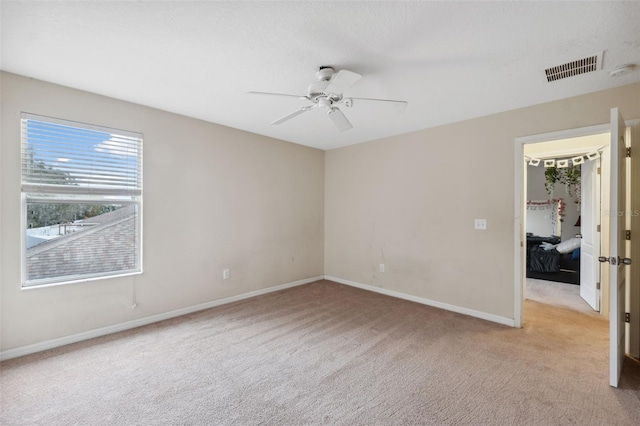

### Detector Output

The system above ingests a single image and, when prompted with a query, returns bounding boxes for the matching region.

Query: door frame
[513,123,611,328]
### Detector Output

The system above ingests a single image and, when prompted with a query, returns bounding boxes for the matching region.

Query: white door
[609,108,627,388]
[580,159,600,310]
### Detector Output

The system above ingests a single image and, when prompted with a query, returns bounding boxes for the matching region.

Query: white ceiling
[2,1,639,150]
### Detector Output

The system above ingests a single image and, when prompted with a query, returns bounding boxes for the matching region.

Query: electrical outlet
[379,263,385,273]
[223,269,230,280]
[474,219,487,230]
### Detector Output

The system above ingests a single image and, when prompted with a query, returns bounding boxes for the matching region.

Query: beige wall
[0,72,325,351]
[325,82,640,320]
[2,72,639,355]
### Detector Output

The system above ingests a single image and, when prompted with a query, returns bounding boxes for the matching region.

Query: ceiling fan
[248,66,407,132]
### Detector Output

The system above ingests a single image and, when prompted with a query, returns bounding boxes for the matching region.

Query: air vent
[544,52,603,82]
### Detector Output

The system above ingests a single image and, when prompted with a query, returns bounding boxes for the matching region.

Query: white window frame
[21,113,143,288]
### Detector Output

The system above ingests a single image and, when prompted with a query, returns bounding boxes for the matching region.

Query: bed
[526,236,581,285]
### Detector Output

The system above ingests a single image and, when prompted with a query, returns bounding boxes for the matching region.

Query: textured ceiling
[2,1,639,150]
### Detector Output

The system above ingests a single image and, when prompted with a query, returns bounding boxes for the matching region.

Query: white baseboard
[324,275,516,327]
[0,276,323,361]
[1,275,514,361]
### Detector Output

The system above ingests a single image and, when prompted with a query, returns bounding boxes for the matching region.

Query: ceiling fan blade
[326,70,361,94]
[328,108,353,132]
[270,107,310,125]
[247,91,307,100]
[349,97,408,112]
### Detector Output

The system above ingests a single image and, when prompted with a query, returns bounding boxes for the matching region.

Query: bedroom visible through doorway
[515,110,638,388]
[523,132,610,316]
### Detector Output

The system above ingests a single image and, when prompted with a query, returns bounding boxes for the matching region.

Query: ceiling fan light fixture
[318,98,333,109]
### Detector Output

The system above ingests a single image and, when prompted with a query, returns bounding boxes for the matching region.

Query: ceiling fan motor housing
[316,66,335,81]
[308,81,340,103]
[308,67,342,104]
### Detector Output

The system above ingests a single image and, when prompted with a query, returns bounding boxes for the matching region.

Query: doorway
[514,110,637,387]
[523,133,610,315]
[513,123,613,328]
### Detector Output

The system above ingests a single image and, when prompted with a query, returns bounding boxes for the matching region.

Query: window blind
[21,114,142,197]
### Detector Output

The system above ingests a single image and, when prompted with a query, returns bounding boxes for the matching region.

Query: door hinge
[597,224,601,232]
[626,147,631,158]
[626,230,631,240]
[597,167,601,175]
[596,282,601,290]
[625,313,630,323]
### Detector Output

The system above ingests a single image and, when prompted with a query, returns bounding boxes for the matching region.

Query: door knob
[599,256,632,265]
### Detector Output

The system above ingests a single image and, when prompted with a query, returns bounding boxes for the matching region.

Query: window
[21,113,143,287]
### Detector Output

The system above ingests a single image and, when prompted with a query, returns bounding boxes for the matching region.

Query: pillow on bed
[556,237,581,254]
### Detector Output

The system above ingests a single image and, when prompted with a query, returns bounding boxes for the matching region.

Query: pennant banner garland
[527,149,603,167]
[571,155,584,165]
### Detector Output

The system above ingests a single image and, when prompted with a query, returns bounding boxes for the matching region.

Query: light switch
[474,219,487,230]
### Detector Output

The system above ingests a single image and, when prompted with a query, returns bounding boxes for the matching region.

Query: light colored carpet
[526,278,599,316]
[1,280,639,425]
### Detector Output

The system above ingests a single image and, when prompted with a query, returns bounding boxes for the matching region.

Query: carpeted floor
[526,278,598,316]
[1,279,639,425]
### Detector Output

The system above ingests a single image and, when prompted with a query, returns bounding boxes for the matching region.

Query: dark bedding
[529,246,560,273]
[526,239,580,285]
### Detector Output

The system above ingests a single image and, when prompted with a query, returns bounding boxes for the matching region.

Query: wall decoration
[527,199,565,236]
[527,148,603,208]
[526,146,604,169]
[571,155,584,165]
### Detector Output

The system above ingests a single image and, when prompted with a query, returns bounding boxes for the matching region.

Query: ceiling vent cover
[544,52,603,82]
